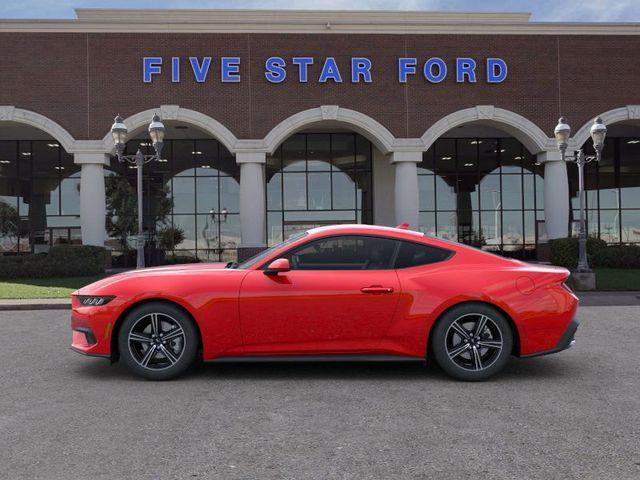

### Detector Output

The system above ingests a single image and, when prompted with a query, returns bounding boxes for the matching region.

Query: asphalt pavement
[0,307,639,480]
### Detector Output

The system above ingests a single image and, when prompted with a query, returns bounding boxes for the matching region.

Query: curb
[0,300,71,311]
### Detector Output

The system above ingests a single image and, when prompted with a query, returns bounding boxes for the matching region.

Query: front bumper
[521,318,580,358]
[70,295,121,358]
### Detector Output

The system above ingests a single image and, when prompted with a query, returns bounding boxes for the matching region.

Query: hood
[74,262,229,295]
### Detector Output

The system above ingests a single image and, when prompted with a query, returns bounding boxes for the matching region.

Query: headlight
[77,295,115,306]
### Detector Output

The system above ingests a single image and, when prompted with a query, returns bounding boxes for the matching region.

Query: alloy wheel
[445,313,504,371]
[127,312,186,370]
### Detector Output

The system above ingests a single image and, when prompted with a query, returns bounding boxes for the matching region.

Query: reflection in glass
[107,138,239,261]
[266,133,372,245]
[419,136,544,254]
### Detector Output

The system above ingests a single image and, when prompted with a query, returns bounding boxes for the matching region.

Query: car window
[236,232,308,269]
[286,235,398,270]
[394,241,453,268]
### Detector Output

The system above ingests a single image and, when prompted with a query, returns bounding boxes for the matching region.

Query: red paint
[71,225,578,360]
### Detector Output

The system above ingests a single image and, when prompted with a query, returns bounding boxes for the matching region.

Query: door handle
[360,286,394,294]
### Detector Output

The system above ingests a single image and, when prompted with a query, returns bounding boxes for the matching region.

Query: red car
[71,224,579,381]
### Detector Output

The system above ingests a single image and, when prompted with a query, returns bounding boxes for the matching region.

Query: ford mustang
[71,224,579,381]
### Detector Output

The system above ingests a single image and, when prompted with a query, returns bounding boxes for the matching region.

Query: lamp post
[554,116,607,273]
[110,114,166,268]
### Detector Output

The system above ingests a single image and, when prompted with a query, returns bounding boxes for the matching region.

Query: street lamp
[554,116,607,273]
[110,113,165,268]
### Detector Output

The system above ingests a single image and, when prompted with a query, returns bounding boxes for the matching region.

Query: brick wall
[1,32,639,142]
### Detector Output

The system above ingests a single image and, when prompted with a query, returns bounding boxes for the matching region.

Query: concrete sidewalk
[1,291,640,311]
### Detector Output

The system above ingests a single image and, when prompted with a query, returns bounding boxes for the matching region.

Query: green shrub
[593,245,640,269]
[549,237,607,269]
[0,245,106,279]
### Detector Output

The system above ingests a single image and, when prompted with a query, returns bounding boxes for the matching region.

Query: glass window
[266,133,373,245]
[287,235,397,270]
[394,241,452,268]
[106,138,239,262]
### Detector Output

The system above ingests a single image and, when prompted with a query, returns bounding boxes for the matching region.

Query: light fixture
[441,156,453,160]
[192,151,203,155]
[47,143,59,148]
[110,115,128,154]
[21,152,31,156]
[464,163,474,167]
[554,117,571,153]
[0,160,10,164]
[200,164,211,169]
[209,207,229,223]
[627,139,640,144]
[148,113,165,156]
[54,166,65,170]
[514,156,523,160]
[470,140,483,145]
[109,112,166,269]
[590,117,607,154]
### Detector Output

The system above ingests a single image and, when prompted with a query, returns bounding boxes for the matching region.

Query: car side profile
[71,224,579,381]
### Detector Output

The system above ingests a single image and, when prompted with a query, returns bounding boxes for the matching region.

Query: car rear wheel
[118,302,198,380]
[431,303,513,381]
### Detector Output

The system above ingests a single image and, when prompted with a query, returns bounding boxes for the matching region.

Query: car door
[238,235,402,355]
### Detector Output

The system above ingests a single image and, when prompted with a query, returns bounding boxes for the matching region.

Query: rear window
[394,241,453,268]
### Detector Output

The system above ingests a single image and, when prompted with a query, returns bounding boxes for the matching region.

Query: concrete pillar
[237,151,266,260]
[391,151,421,229]
[75,153,109,247]
[539,151,569,239]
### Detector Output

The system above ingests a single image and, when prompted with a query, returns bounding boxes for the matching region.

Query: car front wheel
[118,302,198,380]
[431,303,513,381]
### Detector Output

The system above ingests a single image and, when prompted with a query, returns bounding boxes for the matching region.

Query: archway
[105,118,241,265]
[417,119,546,258]
[0,115,79,254]
[261,107,396,245]
[570,107,640,245]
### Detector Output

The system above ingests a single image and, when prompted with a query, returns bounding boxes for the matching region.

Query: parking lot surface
[1,307,639,480]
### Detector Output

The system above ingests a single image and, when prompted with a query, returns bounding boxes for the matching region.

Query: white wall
[372,147,396,226]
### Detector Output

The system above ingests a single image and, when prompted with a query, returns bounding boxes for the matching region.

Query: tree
[105,175,173,258]
[0,201,21,250]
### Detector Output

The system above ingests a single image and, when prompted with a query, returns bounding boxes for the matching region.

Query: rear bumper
[520,318,580,358]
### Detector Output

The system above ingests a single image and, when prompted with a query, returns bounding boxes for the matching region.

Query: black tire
[117,302,199,380]
[430,303,513,381]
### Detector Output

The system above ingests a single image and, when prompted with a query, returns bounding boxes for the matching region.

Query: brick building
[1,9,640,262]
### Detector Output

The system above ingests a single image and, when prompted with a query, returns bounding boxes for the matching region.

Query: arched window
[0,140,80,254]
[107,138,240,263]
[418,137,544,256]
[265,133,373,245]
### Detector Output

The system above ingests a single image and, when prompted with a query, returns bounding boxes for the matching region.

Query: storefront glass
[418,138,544,256]
[0,140,80,254]
[570,137,640,244]
[266,133,373,245]
[107,139,239,263]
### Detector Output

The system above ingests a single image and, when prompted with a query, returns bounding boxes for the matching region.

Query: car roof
[307,224,428,240]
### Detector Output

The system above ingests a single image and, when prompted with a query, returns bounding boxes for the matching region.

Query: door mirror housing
[264,258,291,275]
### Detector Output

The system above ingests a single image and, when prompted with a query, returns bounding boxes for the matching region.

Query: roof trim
[0,9,639,35]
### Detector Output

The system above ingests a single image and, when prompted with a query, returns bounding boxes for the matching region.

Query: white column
[391,151,421,228]
[75,152,109,247]
[539,151,569,239]
[237,151,266,248]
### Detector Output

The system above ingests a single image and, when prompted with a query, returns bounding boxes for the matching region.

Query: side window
[287,235,397,270]
[394,241,452,268]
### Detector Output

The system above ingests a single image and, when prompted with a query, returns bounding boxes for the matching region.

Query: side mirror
[264,258,291,275]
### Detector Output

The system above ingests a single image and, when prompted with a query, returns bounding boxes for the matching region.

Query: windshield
[235,232,308,269]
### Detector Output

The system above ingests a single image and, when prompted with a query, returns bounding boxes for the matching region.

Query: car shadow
[70,355,575,383]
